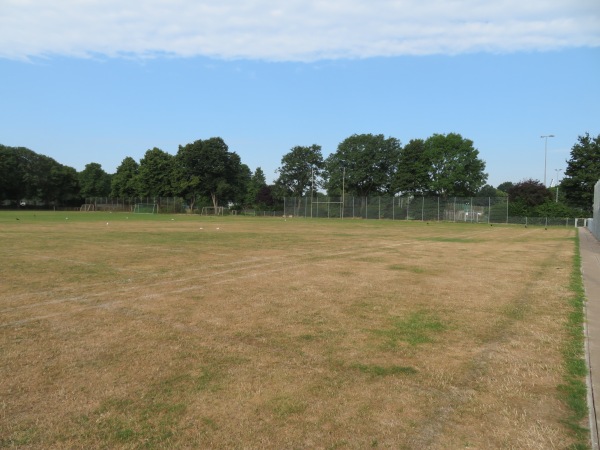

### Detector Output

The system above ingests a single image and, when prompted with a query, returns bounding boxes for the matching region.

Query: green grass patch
[388,264,425,273]
[557,233,590,447]
[196,367,221,392]
[502,301,528,321]
[351,363,417,377]
[417,237,479,243]
[269,395,308,418]
[374,311,446,348]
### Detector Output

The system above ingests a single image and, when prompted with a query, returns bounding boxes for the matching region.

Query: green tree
[534,201,577,218]
[39,160,79,205]
[1,145,80,206]
[256,185,278,210]
[477,184,504,198]
[111,157,140,198]
[326,134,401,197]
[472,184,505,207]
[424,133,487,197]
[176,137,247,210]
[244,167,267,208]
[79,163,111,199]
[507,179,551,216]
[0,145,33,203]
[232,163,252,208]
[394,139,430,194]
[138,148,175,197]
[496,181,514,193]
[275,145,324,197]
[561,132,600,215]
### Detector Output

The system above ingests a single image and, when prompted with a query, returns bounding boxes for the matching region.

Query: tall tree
[275,145,324,197]
[233,163,252,207]
[176,137,247,210]
[256,185,277,210]
[78,163,111,199]
[0,145,32,203]
[1,145,80,205]
[394,138,430,194]
[244,167,267,208]
[138,148,175,197]
[423,133,487,197]
[326,134,401,197]
[39,159,80,205]
[111,157,140,198]
[561,132,600,215]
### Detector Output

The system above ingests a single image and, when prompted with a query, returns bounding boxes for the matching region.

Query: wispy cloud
[1,0,598,61]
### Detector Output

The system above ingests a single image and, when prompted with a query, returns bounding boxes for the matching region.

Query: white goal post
[201,206,224,216]
[133,203,158,214]
[80,204,95,211]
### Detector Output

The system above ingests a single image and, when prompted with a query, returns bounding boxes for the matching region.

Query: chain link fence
[283,196,584,227]
[82,195,590,228]
[84,197,187,214]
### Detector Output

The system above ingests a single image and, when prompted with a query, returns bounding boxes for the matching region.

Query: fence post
[453,198,456,222]
[471,197,474,223]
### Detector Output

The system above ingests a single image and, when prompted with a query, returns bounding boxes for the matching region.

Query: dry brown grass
[0,212,582,448]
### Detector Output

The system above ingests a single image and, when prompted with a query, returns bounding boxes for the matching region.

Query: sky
[1,0,599,189]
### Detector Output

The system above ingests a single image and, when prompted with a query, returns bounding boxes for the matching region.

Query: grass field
[0,211,588,448]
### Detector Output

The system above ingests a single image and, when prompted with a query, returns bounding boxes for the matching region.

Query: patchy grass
[373,311,446,348]
[388,264,425,274]
[0,212,587,448]
[350,363,418,377]
[558,233,590,448]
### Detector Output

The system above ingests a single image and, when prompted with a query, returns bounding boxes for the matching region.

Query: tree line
[1,132,598,216]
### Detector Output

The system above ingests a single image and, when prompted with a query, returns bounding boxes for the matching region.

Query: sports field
[0,212,586,448]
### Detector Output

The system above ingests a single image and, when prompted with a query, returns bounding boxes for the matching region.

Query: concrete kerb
[580,227,600,449]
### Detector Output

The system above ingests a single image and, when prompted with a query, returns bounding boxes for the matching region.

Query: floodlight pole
[541,134,555,187]
[310,166,314,218]
[555,168,562,202]
[342,166,346,219]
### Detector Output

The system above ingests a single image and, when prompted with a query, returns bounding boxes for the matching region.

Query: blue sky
[1,1,599,188]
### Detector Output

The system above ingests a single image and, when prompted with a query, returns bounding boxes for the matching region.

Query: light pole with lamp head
[541,134,555,187]
[310,166,314,218]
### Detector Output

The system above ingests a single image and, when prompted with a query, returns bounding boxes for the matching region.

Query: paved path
[581,227,600,449]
